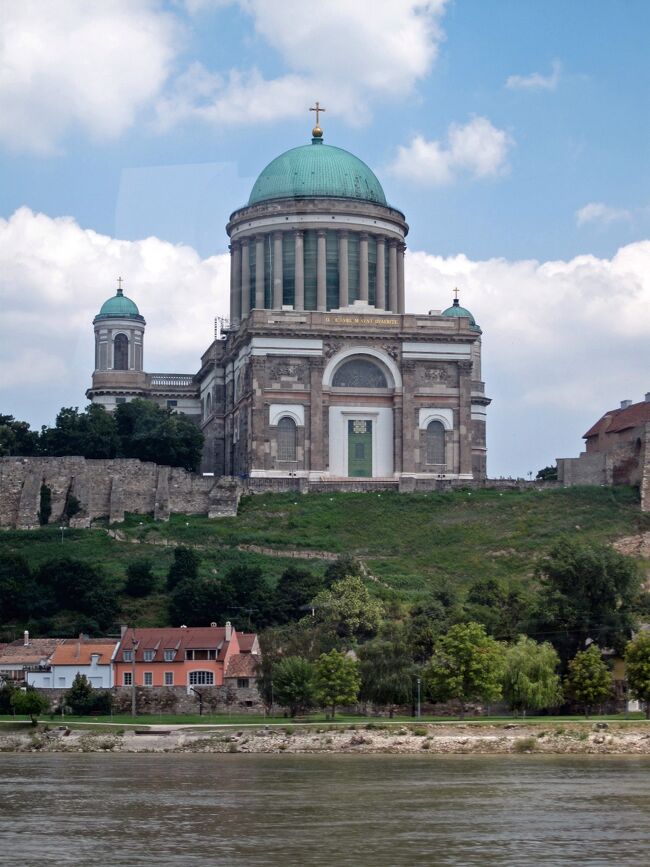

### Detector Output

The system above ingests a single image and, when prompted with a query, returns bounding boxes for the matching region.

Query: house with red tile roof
[26,637,118,689]
[113,622,259,694]
[557,394,650,510]
[0,632,66,683]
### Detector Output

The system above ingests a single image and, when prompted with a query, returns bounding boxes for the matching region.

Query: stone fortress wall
[1,446,647,531]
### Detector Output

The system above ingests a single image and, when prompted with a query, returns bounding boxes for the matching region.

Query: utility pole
[131,634,138,718]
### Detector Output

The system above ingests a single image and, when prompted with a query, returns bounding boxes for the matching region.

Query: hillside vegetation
[1,487,647,629]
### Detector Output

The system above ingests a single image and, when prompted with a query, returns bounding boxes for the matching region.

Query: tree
[272,656,315,717]
[38,483,52,526]
[64,673,94,715]
[464,577,532,641]
[358,627,414,717]
[0,414,38,456]
[63,673,112,716]
[565,645,613,717]
[535,539,644,667]
[114,399,203,472]
[312,649,360,718]
[0,553,33,624]
[11,688,49,725]
[272,566,324,623]
[502,636,562,716]
[536,465,558,481]
[168,576,222,627]
[125,559,157,597]
[34,557,118,632]
[425,622,506,716]
[223,564,273,629]
[625,632,650,719]
[408,586,465,663]
[323,554,362,586]
[38,405,119,459]
[167,547,200,591]
[312,576,383,642]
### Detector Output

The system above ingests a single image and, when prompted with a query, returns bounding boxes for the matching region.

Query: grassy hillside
[1,486,648,630]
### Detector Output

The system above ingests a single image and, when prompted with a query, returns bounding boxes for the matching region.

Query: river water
[1,754,649,866]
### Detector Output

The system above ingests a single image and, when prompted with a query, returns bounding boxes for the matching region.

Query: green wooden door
[348,420,372,477]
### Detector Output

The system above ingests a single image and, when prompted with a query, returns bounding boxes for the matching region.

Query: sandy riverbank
[2,722,650,755]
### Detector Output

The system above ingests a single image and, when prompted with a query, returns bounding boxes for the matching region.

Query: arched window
[277,417,297,461]
[332,358,388,388]
[426,420,445,465]
[205,393,212,418]
[113,334,129,370]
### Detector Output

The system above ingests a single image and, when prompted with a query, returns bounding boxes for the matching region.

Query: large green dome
[248,138,387,207]
[95,289,144,321]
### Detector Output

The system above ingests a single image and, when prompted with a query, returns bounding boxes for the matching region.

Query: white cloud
[0,208,227,420]
[158,0,448,128]
[576,202,632,227]
[390,117,513,185]
[506,59,561,91]
[3,208,648,477]
[0,0,180,153]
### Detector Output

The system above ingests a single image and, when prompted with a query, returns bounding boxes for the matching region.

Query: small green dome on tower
[94,280,144,322]
[248,135,387,207]
[441,296,481,333]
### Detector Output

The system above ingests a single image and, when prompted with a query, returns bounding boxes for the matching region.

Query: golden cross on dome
[117,276,123,294]
[309,101,326,126]
[453,287,459,300]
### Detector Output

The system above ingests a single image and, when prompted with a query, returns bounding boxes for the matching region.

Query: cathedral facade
[87,121,490,484]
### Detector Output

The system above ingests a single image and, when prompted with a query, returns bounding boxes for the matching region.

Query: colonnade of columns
[229,229,406,324]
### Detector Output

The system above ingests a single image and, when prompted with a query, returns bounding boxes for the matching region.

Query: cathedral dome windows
[113,333,129,370]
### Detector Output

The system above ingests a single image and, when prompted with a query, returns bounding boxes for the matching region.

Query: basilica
[87,114,490,485]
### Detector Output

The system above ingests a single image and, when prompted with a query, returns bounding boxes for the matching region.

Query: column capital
[317,229,327,238]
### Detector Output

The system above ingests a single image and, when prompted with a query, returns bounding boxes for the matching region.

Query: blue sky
[1,0,648,477]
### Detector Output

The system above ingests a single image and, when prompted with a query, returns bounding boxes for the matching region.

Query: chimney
[23,630,29,646]
[225,621,233,641]
[120,625,128,639]
[645,392,650,403]
[620,400,632,409]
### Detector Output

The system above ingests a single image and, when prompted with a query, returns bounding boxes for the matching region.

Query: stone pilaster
[401,360,416,473]
[397,243,405,314]
[308,357,326,471]
[458,360,473,476]
[231,242,242,325]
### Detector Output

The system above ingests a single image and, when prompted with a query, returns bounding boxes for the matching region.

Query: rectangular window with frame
[143,650,155,662]
[164,672,174,686]
[164,649,176,662]
[123,672,132,686]
[143,672,153,687]
[188,671,214,686]
[237,678,250,689]
[123,650,133,662]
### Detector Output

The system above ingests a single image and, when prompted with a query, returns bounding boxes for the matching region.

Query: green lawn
[1,485,647,626]
[1,712,648,729]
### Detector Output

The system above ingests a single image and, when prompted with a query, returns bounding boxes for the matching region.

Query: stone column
[255,235,265,310]
[397,242,406,314]
[375,237,386,310]
[240,239,250,318]
[317,230,327,311]
[273,232,283,309]
[458,360,473,476]
[388,240,398,313]
[294,231,304,311]
[359,233,369,303]
[231,242,242,325]
[338,231,349,308]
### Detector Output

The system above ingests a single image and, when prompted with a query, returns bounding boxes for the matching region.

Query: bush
[64,673,112,716]
[124,560,156,597]
[38,484,52,526]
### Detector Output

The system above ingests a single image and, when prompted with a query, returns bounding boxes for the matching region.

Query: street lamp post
[59,525,66,543]
[417,677,421,719]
